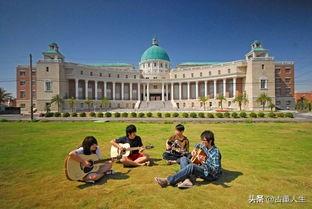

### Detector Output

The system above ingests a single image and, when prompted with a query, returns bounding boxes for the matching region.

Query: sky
[0,0,311,97]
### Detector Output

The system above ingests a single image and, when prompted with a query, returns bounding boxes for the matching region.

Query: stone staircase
[138,100,177,111]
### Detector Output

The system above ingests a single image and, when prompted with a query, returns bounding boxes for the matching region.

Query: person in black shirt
[111,124,151,167]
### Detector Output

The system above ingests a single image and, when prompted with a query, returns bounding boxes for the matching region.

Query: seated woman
[162,124,190,165]
[68,136,113,183]
[155,130,222,189]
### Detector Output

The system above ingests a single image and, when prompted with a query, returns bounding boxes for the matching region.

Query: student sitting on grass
[69,136,113,183]
[155,130,222,189]
[111,124,151,167]
[162,124,190,165]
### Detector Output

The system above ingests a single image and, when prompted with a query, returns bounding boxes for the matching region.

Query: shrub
[63,112,70,117]
[239,112,247,118]
[138,112,145,118]
[97,112,104,118]
[114,112,121,118]
[285,112,294,118]
[130,112,137,118]
[207,113,214,118]
[71,112,78,117]
[146,112,153,117]
[105,112,112,117]
[249,112,257,118]
[0,118,8,122]
[79,112,86,117]
[276,112,285,118]
[45,112,54,117]
[268,112,276,118]
[157,112,162,118]
[215,112,224,118]
[231,112,239,118]
[54,112,61,117]
[182,112,189,118]
[89,112,96,117]
[121,112,128,117]
[198,112,205,118]
[224,112,230,118]
[190,112,197,118]
[172,112,179,117]
[39,113,45,117]
[258,112,265,118]
[164,113,171,118]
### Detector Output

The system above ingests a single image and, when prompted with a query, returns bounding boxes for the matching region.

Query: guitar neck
[127,146,143,151]
[93,158,112,164]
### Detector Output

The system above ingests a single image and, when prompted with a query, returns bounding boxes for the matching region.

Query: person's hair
[175,124,185,132]
[126,124,137,137]
[200,130,215,146]
[81,136,98,155]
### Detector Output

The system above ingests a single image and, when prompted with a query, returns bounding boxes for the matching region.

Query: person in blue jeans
[155,130,222,189]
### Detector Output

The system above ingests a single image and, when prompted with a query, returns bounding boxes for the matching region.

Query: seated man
[155,130,222,189]
[111,124,151,167]
[162,124,189,165]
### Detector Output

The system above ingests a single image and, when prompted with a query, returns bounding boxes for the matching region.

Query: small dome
[140,38,170,62]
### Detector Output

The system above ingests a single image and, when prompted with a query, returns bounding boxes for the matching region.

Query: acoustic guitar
[65,154,121,181]
[191,148,207,165]
[110,143,154,158]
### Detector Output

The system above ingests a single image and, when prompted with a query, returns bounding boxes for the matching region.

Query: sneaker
[154,177,169,188]
[105,170,116,175]
[85,179,95,184]
[178,179,193,189]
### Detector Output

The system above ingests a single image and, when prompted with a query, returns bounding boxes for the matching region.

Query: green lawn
[0,121,311,209]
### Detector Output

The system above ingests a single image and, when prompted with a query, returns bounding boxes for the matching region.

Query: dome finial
[152,37,158,46]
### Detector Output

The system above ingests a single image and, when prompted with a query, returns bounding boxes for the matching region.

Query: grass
[0,121,311,209]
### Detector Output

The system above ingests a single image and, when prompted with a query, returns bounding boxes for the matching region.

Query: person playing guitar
[162,124,190,165]
[155,130,222,189]
[68,136,113,183]
[111,124,151,167]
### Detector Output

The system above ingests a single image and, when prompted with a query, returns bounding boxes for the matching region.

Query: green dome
[140,38,170,62]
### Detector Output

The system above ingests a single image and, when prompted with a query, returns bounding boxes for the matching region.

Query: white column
[187,81,190,100]
[233,77,236,97]
[112,82,115,100]
[121,82,124,100]
[179,82,182,100]
[223,79,226,97]
[95,81,98,100]
[162,83,165,101]
[204,81,207,97]
[171,83,174,101]
[214,80,217,99]
[143,84,146,101]
[85,80,89,99]
[166,83,169,100]
[104,81,107,98]
[137,83,141,101]
[195,81,198,99]
[147,83,150,101]
[130,83,133,100]
[75,79,79,99]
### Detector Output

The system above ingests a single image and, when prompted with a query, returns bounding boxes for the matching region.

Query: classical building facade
[16,39,295,112]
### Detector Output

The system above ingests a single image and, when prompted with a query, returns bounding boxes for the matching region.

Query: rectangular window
[100,73,102,77]
[44,80,52,92]
[20,91,26,98]
[218,70,221,75]
[200,72,203,77]
[175,74,177,78]
[285,88,291,96]
[275,68,281,74]
[286,100,291,105]
[228,69,231,74]
[260,79,267,89]
[285,78,291,83]
[20,103,26,108]
[209,71,211,76]
[134,75,136,79]
[183,74,185,78]
[261,64,264,70]
[20,80,26,85]
[46,67,49,72]
[19,71,26,76]
[90,72,93,76]
[191,73,194,78]
[80,71,83,75]
[285,68,291,74]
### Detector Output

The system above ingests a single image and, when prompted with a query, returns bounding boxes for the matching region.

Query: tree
[256,93,272,111]
[68,97,76,112]
[233,92,249,111]
[198,96,209,111]
[51,94,63,112]
[84,98,93,112]
[268,101,275,112]
[217,95,226,109]
[100,97,110,111]
[0,87,11,104]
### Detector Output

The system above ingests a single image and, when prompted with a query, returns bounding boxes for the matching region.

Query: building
[295,92,312,102]
[16,39,296,113]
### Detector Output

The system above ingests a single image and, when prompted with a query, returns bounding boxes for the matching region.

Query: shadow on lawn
[77,170,131,189]
[196,168,243,188]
